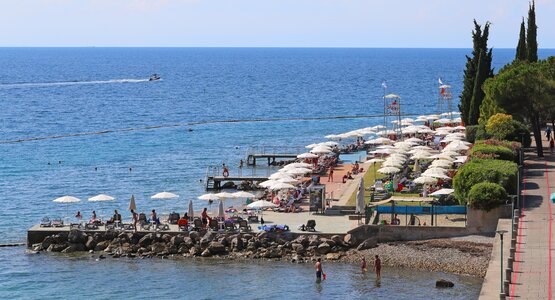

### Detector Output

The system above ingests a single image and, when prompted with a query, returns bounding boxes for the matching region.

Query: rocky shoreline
[30,229,492,277]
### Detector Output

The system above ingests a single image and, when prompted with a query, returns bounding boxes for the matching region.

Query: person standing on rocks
[315,258,324,282]
[131,209,138,232]
[373,255,381,278]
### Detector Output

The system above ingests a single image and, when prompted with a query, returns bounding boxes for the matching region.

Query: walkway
[509,146,555,299]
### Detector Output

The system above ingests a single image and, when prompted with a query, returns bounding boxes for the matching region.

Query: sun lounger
[224,221,237,232]
[167,212,180,225]
[40,217,52,227]
[52,217,64,227]
[85,223,99,230]
[192,218,202,231]
[238,220,252,232]
[210,221,220,232]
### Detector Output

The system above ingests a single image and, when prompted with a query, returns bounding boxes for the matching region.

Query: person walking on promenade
[546,127,552,141]
[373,255,381,279]
[550,138,554,154]
[315,258,324,282]
[328,167,334,182]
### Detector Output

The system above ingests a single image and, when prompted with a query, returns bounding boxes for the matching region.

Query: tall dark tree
[526,1,538,62]
[469,50,488,124]
[459,20,494,125]
[515,19,527,61]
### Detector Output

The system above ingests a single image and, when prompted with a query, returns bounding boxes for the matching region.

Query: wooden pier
[206,175,269,190]
[246,153,299,166]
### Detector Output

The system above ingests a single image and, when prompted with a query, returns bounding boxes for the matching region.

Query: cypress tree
[526,1,538,62]
[469,50,488,125]
[459,20,494,125]
[515,19,527,61]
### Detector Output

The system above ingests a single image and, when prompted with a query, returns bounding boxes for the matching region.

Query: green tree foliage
[459,20,494,125]
[478,93,504,125]
[515,19,527,61]
[481,59,555,157]
[486,113,514,139]
[469,50,489,125]
[453,159,518,203]
[527,1,538,62]
[468,182,508,211]
[470,143,516,162]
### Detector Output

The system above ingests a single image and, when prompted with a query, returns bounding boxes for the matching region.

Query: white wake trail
[0,78,151,89]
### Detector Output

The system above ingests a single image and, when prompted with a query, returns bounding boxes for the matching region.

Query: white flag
[438,78,443,85]
[381,81,387,89]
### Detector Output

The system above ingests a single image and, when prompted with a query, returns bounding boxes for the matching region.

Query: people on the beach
[201,207,209,229]
[75,211,82,221]
[131,209,138,232]
[150,209,160,225]
[315,258,324,282]
[90,210,97,223]
[109,210,122,224]
[222,163,229,177]
[328,167,334,182]
[373,255,381,278]
[361,257,368,272]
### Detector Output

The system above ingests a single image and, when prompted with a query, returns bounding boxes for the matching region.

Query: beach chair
[167,212,180,225]
[85,223,99,230]
[52,217,64,227]
[306,220,316,232]
[40,217,52,227]
[238,220,252,232]
[192,218,202,231]
[209,220,220,232]
[224,221,237,232]
[177,219,189,231]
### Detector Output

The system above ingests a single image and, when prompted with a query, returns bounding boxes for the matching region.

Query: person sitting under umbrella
[107,210,122,224]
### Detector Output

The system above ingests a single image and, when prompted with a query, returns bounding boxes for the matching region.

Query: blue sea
[1,48,554,298]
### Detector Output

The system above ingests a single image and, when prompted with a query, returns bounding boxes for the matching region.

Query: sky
[0,0,553,48]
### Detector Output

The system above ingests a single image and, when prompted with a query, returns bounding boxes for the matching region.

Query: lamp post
[497,229,508,298]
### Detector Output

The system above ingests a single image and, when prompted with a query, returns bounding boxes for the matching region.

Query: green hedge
[468,182,508,211]
[453,158,518,203]
[470,143,516,161]
[505,120,531,148]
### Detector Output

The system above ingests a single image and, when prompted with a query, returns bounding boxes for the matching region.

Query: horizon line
[1,46,554,50]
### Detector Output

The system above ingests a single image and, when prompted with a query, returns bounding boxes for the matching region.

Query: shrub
[453,158,518,203]
[474,124,491,141]
[486,113,514,140]
[505,120,532,148]
[470,143,516,162]
[467,182,508,211]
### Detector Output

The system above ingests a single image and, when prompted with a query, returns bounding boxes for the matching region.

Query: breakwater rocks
[31,229,360,262]
[30,230,491,277]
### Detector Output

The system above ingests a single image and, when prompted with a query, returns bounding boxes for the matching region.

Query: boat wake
[0,78,151,89]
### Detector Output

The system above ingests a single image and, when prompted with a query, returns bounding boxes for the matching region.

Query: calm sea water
[1,48,554,298]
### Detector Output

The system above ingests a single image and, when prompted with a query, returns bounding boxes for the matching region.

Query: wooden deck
[246,153,299,166]
[206,175,268,190]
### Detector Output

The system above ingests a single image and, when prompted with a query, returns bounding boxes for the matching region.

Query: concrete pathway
[509,146,555,299]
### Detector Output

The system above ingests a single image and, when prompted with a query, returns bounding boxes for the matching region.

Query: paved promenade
[509,147,555,299]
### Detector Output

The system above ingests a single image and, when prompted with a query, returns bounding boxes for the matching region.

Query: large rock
[162,234,172,243]
[291,243,305,254]
[201,249,212,257]
[256,231,269,240]
[138,234,154,247]
[207,241,226,255]
[308,235,320,247]
[263,248,281,258]
[85,236,97,250]
[171,235,184,247]
[189,247,200,256]
[47,243,67,252]
[292,235,309,247]
[182,237,195,248]
[189,231,200,242]
[436,279,455,288]
[62,243,86,253]
[356,237,378,251]
[68,229,88,244]
[326,253,341,260]
[317,242,331,255]
[200,232,215,248]
[41,236,56,250]
[178,244,190,254]
[343,234,357,246]
[94,240,110,251]
[331,235,343,245]
[231,237,244,251]
[151,243,166,254]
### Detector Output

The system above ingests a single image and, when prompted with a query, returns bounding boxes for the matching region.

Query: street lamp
[497,229,508,298]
